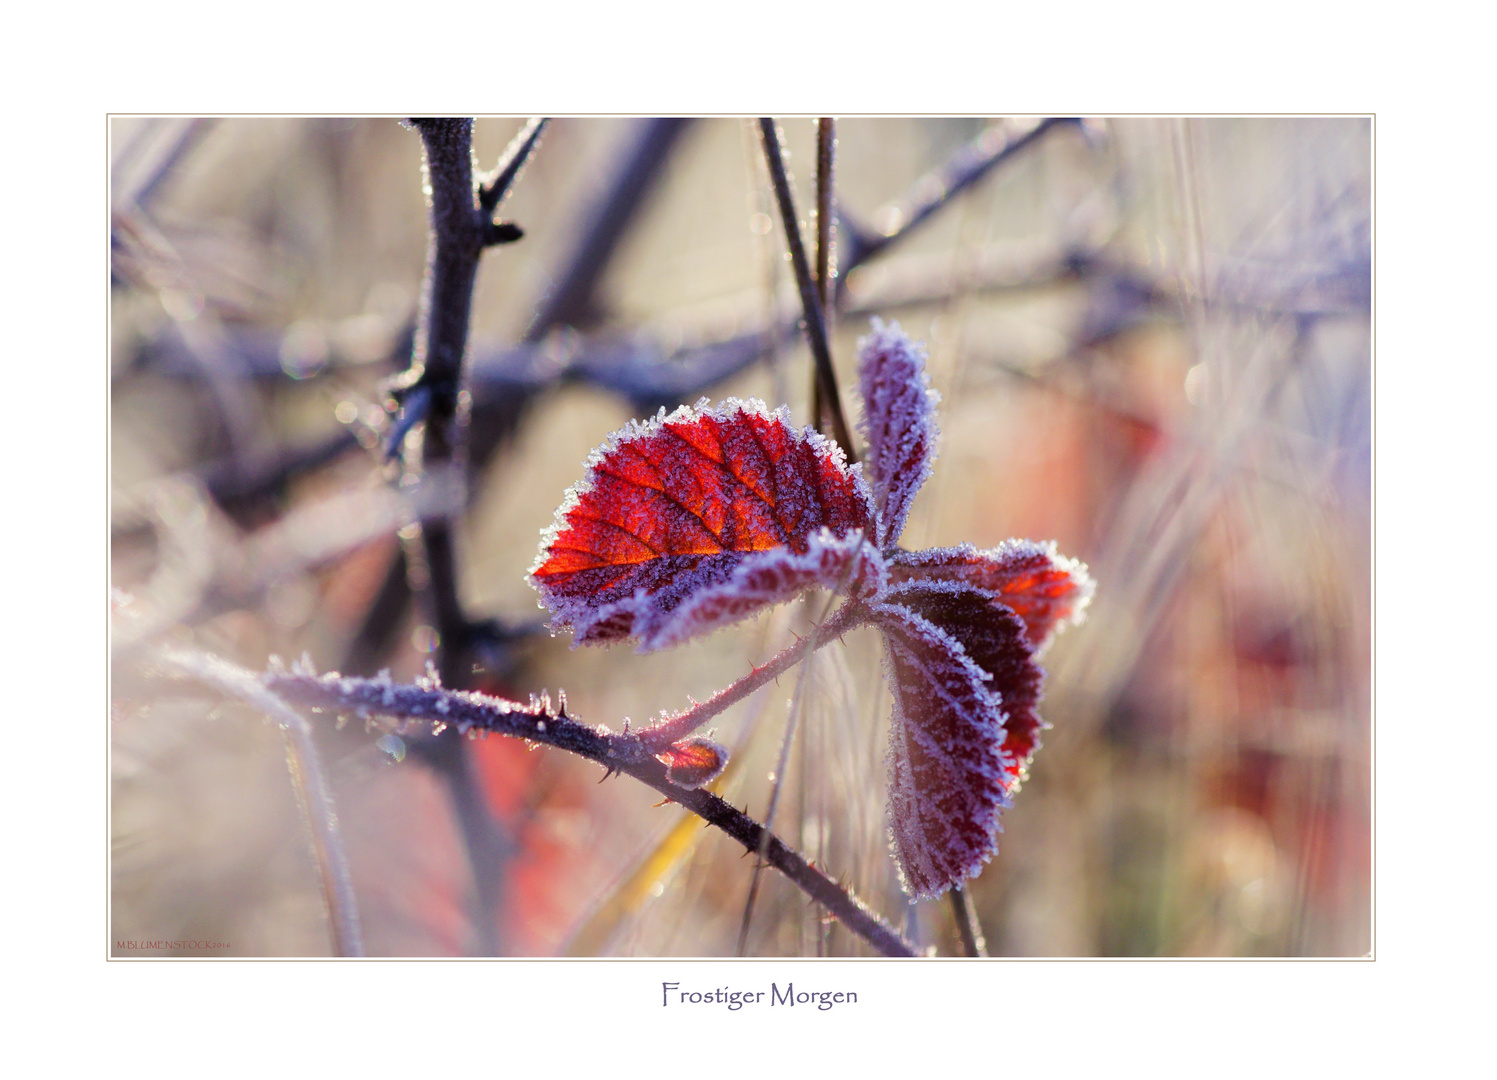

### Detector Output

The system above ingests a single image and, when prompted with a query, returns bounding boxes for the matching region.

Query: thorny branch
[163,596,908,955]
[382,118,516,954]
[480,117,548,216]
[117,121,1094,956]
[389,117,557,682]
[390,118,484,674]
[124,118,1094,533]
[259,650,917,958]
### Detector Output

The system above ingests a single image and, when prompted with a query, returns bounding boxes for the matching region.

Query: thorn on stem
[479,117,548,214]
[483,220,524,246]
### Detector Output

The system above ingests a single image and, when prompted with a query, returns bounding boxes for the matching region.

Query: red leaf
[858,320,939,549]
[885,578,1044,793]
[530,399,877,650]
[647,531,885,651]
[890,540,1093,652]
[873,597,1018,900]
[657,737,729,789]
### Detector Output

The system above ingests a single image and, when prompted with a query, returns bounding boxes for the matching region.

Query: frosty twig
[629,599,869,756]
[255,656,917,958]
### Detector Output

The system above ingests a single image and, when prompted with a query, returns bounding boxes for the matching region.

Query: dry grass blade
[155,650,364,957]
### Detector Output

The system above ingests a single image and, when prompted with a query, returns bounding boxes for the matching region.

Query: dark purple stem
[758,118,858,462]
[264,662,916,958]
[395,118,519,955]
[480,117,548,215]
[399,118,485,670]
[812,118,836,436]
[631,600,868,755]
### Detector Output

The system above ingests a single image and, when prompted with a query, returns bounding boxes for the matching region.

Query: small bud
[657,737,729,789]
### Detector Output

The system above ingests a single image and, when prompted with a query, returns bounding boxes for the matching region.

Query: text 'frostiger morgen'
[661,983,857,1010]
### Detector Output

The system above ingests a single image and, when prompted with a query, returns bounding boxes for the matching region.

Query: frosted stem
[632,599,869,756]
[253,651,915,958]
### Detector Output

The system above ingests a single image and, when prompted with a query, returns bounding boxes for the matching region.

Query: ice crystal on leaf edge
[529,395,879,652]
[526,323,1094,898]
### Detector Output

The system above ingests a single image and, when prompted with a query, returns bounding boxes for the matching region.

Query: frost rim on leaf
[642,527,885,652]
[890,538,1095,654]
[525,328,1098,902]
[529,396,879,650]
[871,596,1015,900]
[856,318,940,551]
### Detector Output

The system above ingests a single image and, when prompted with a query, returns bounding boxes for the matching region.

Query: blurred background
[109,116,1370,957]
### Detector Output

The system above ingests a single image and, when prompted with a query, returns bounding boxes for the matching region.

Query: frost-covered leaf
[890,539,1094,652]
[857,319,939,549]
[657,736,729,789]
[647,530,885,651]
[885,578,1044,793]
[530,398,877,651]
[873,597,1017,900]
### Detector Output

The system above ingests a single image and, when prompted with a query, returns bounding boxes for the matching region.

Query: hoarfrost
[530,397,876,650]
[885,578,1045,795]
[890,539,1094,653]
[511,315,1098,901]
[856,319,939,550]
[872,597,1013,899]
[658,736,730,789]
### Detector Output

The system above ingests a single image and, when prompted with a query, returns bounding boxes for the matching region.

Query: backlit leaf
[646,530,885,651]
[857,319,939,550]
[890,539,1094,652]
[885,578,1044,793]
[873,597,1016,900]
[530,398,877,651]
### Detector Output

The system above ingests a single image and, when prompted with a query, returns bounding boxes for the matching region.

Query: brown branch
[262,659,918,958]
[394,118,486,678]
[758,117,858,462]
[811,117,836,437]
[480,117,548,215]
[389,118,523,954]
